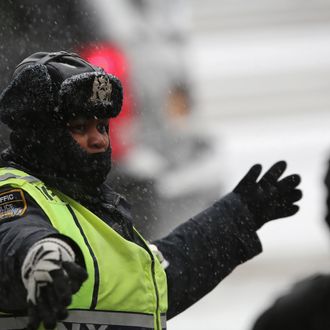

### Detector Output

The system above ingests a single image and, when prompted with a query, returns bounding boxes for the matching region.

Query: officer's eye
[97,121,109,134]
[68,122,86,134]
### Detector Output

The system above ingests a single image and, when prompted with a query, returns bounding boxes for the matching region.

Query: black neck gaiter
[3,124,112,200]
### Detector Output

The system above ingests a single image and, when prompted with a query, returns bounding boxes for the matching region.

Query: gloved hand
[21,237,88,330]
[233,161,302,229]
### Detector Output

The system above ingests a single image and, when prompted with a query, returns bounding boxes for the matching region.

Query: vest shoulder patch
[0,189,27,220]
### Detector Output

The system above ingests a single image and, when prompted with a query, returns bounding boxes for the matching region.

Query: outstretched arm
[0,186,87,329]
[155,192,261,319]
[154,161,302,319]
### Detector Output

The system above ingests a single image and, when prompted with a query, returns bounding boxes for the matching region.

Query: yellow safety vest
[0,167,168,330]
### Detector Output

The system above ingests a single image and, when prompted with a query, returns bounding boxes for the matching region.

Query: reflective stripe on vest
[0,172,39,183]
[0,311,167,329]
[0,168,168,330]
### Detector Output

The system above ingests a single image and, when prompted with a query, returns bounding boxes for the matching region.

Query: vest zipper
[67,205,100,309]
[150,252,161,330]
[139,238,161,330]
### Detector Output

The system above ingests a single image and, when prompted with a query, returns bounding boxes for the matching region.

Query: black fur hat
[0,51,123,129]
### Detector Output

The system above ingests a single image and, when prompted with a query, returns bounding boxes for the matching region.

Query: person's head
[0,51,123,186]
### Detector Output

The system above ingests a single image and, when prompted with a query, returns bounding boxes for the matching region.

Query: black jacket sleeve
[0,185,59,311]
[154,192,262,319]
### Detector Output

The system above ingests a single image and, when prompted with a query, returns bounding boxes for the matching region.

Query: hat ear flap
[0,64,54,129]
[108,74,123,118]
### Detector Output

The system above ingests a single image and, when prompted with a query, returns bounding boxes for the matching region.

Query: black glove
[233,161,302,229]
[21,237,88,330]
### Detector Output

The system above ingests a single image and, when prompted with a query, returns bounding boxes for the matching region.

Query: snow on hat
[0,51,123,129]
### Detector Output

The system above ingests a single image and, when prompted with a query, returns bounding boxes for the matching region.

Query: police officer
[0,51,302,330]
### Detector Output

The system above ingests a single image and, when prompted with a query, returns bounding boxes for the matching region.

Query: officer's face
[67,117,110,153]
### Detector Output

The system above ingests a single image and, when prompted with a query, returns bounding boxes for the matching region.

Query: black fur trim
[0,64,54,129]
[0,65,123,129]
[58,72,123,121]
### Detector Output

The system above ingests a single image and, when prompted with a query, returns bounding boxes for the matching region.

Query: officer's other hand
[21,237,88,330]
[233,161,302,229]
